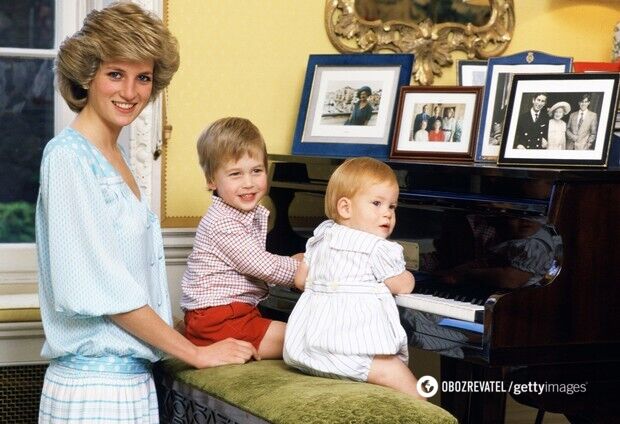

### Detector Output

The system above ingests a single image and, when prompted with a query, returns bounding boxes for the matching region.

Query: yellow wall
[163,0,620,224]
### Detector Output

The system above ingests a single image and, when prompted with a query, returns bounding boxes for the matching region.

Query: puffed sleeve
[370,240,407,282]
[303,220,334,265]
[38,146,148,317]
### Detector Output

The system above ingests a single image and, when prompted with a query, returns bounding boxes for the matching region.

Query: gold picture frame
[325,0,515,86]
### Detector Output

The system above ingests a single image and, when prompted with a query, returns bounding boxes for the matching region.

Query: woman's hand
[192,338,260,368]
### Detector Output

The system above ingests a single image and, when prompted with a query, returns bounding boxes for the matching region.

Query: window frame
[0,0,164,287]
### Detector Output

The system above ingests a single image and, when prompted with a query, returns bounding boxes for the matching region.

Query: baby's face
[344,181,398,239]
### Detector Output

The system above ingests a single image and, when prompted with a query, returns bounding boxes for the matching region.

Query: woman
[345,86,374,125]
[413,119,429,141]
[428,118,445,141]
[37,3,257,422]
[547,101,571,150]
[441,107,456,142]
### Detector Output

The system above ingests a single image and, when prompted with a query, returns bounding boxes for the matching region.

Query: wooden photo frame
[390,86,483,162]
[292,54,414,159]
[498,73,620,167]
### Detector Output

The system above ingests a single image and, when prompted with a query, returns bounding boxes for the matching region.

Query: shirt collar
[211,195,268,226]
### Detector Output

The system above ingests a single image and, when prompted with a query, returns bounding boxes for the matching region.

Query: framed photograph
[498,73,620,167]
[457,59,488,87]
[292,53,414,159]
[390,86,483,162]
[475,51,572,162]
[573,61,620,73]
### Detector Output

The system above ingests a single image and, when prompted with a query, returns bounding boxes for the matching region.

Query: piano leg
[440,356,507,423]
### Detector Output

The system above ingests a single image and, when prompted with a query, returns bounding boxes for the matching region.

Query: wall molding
[162,228,195,266]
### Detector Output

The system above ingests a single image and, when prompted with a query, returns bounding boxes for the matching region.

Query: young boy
[181,117,301,359]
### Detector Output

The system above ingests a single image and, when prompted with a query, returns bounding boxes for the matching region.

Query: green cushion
[160,358,457,424]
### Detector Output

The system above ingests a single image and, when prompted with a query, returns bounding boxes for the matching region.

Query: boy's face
[339,181,398,239]
[208,152,267,212]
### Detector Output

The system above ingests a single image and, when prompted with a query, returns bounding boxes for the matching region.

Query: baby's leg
[257,320,286,359]
[367,355,425,400]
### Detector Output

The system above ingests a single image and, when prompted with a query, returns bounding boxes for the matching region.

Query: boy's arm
[384,270,415,294]
[214,227,299,286]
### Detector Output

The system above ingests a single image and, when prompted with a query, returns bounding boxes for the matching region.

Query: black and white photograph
[390,86,482,162]
[499,73,620,167]
[292,53,414,159]
[475,51,572,162]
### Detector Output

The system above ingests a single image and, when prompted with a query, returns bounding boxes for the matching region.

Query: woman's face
[85,59,154,130]
[553,108,564,119]
[359,91,368,102]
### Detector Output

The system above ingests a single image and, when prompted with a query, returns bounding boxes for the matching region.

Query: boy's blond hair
[325,157,398,222]
[197,117,268,185]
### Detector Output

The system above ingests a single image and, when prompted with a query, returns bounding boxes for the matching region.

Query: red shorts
[184,302,271,350]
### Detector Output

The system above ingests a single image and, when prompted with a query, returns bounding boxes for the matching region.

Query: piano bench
[155,358,457,424]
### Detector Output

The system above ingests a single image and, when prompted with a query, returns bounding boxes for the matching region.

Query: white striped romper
[283,220,409,382]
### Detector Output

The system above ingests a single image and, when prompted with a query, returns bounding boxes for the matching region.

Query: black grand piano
[261,153,620,423]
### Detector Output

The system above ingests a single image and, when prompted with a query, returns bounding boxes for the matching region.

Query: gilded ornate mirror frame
[325,0,515,85]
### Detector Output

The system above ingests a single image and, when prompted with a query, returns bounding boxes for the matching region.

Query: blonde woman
[37,3,256,422]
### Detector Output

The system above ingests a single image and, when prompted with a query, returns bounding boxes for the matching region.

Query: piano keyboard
[395,293,484,323]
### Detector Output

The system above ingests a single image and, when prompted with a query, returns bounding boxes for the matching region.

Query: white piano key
[395,293,484,323]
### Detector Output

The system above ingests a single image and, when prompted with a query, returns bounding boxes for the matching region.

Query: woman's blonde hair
[325,157,398,222]
[196,117,268,185]
[55,1,180,112]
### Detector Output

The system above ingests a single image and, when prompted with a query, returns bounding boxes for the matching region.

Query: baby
[284,157,424,399]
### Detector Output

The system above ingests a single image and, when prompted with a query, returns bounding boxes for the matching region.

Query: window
[0,0,163,285]
[0,0,83,284]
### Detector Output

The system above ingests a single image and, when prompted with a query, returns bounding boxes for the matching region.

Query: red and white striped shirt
[181,196,298,310]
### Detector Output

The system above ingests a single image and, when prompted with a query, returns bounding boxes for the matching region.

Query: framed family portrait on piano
[475,51,573,163]
[498,73,620,167]
[292,53,414,159]
[389,86,483,162]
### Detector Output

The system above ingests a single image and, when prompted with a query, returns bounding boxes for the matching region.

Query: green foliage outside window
[0,201,36,243]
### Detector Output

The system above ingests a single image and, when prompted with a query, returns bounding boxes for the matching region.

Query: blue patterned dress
[36,127,171,423]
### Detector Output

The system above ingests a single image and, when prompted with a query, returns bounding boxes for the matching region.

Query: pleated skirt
[39,362,159,423]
